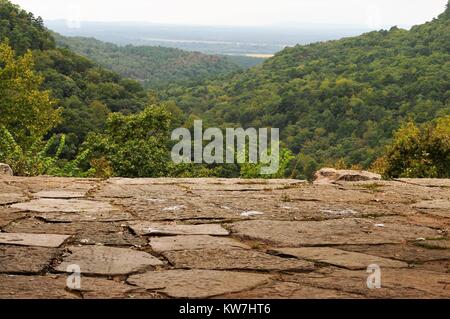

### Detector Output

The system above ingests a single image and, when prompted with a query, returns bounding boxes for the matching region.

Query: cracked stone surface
[230,218,442,246]
[412,200,450,218]
[11,198,118,214]
[0,233,70,248]
[0,207,25,228]
[127,270,271,298]
[219,281,362,299]
[286,268,450,298]
[33,190,87,199]
[272,247,408,270]
[4,218,145,246]
[337,244,450,263]
[38,210,134,223]
[55,246,164,275]
[0,246,60,274]
[149,235,250,252]
[68,277,166,299]
[129,222,229,236]
[0,275,78,299]
[163,248,315,271]
[0,193,27,205]
[0,176,449,299]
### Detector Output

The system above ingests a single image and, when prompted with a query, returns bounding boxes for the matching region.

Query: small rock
[0,163,13,176]
[0,163,14,176]
[314,168,381,185]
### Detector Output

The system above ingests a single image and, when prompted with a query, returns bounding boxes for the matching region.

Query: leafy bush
[83,105,176,177]
[374,116,450,178]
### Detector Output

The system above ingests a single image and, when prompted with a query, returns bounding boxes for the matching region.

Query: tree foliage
[1,0,449,179]
[160,4,450,177]
[0,0,54,54]
[83,105,176,177]
[55,34,241,90]
[0,0,147,158]
[0,42,60,148]
[374,116,450,178]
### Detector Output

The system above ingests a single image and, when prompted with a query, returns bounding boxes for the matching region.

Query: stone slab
[33,191,87,199]
[219,281,362,299]
[0,233,70,248]
[413,199,450,210]
[149,235,250,253]
[230,218,441,246]
[4,218,145,247]
[129,222,229,236]
[12,198,117,213]
[412,200,450,218]
[67,277,163,299]
[337,244,450,263]
[127,270,270,298]
[39,211,133,223]
[272,247,408,270]
[163,248,315,271]
[398,179,450,188]
[0,208,24,228]
[288,268,450,298]
[55,246,164,275]
[0,275,78,299]
[0,193,27,205]
[0,246,60,274]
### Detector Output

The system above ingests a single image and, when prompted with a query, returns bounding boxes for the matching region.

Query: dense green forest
[1,0,449,179]
[55,34,243,90]
[160,4,450,178]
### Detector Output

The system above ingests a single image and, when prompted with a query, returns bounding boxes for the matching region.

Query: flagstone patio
[0,176,448,299]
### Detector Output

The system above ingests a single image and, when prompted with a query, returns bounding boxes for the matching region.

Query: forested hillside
[55,34,241,90]
[0,0,147,158]
[161,4,450,176]
[1,0,449,179]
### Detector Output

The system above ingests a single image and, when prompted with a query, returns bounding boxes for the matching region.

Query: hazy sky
[11,0,448,28]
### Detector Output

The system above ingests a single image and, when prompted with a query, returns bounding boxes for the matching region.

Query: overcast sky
[11,0,448,28]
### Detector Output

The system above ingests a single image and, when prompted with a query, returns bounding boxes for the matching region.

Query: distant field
[243,53,274,58]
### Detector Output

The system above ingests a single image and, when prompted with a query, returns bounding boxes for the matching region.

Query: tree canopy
[160,4,450,178]
[0,42,60,148]
[55,34,241,90]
